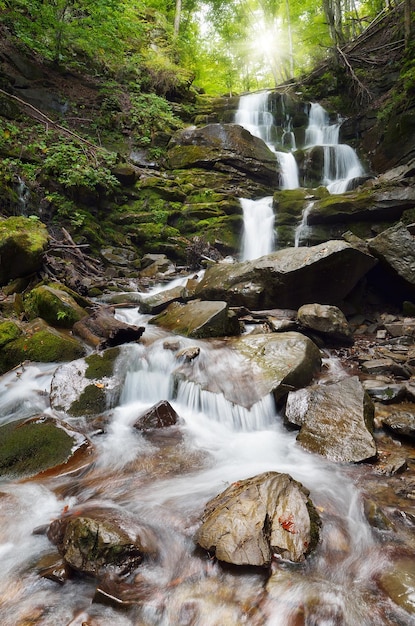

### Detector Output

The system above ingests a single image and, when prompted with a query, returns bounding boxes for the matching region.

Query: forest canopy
[0,0,412,94]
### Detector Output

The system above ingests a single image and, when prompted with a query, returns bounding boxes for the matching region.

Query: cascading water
[0,284,409,625]
[240,196,275,260]
[305,102,364,194]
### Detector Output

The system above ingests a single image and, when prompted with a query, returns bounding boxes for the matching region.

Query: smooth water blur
[240,196,275,260]
[0,285,412,625]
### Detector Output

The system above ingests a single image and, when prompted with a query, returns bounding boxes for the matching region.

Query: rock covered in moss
[196,471,320,566]
[0,216,49,286]
[24,284,87,328]
[0,415,90,478]
[0,318,85,375]
[50,347,123,416]
[167,123,278,187]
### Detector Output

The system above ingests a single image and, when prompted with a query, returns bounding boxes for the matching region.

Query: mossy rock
[68,383,107,417]
[0,320,21,348]
[84,348,121,379]
[24,285,87,328]
[0,416,88,479]
[0,216,49,286]
[0,323,85,375]
[50,347,123,417]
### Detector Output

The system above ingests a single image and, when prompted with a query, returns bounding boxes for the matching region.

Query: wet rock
[382,411,415,439]
[23,284,87,328]
[194,240,377,309]
[196,471,320,566]
[150,300,241,338]
[362,379,407,403]
[307,186,415,226]
[379,558,415,615]
[37,554,71,585]
[47,506,158,577]
[167,123,278,187]
[233,332,321,402]
[0,415,90,479]
[133,400,179,430]
[0,216,49,286]
[0,318,85,375]
[139,253,174,278]
[176,346,200,361]
[297,303,353,345]
[363,498,393,530]
[50,347,124,417]
[285,376,377,462]
[73,306,144,348]
[362,358,411,379]
[138,284,186,314]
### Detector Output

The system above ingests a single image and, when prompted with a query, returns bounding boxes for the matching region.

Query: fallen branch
[336,46,373,103]
[0,87,101,152]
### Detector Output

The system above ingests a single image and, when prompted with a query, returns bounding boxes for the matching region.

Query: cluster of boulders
[2,202,415,610]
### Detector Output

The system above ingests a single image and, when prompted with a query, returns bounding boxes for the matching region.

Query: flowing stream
[0,284,411,626]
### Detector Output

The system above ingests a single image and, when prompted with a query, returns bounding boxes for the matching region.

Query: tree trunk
[174,0,182,36]
[404,0,413,47]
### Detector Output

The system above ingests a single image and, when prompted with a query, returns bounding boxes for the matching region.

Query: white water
[306,102,364,194]
[294,200,314,247]
[240,196,275,260]
[0,285,408,625]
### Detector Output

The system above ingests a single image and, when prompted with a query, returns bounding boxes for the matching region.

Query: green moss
[69,384,107,416]
[0,321,21,348]
[0,328,85,374]
[24,285,87,328]
[84,347,120,379]
[0,417,77,478]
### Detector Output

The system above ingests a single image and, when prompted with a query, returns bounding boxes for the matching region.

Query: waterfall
[276,151,299,189]
[294,201,314,247]
[234,91,274,144]
[305,102,364,194]
[240,196,275,260]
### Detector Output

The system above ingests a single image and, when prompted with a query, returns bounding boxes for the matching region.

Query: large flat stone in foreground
[195,240,377,309]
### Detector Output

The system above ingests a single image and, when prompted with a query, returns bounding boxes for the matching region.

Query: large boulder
[285,376,377,462]
[167,123,278,187]
[368,222,415,302]
[233,332,321,403]
[0,216,49,285]
[194,240,377,309]
[196,471,320,566]
[149,300,241,339]
[172,331,321,412]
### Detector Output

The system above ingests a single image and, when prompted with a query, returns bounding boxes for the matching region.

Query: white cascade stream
[305,102,364,194]
[235,94,366,254]
[0,281,407,625]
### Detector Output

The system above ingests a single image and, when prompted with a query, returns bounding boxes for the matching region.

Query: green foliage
[128,92,183,144]
[43,141,120,194]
